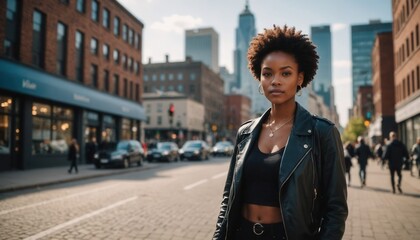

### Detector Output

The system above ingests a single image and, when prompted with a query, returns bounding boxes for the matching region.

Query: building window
[135,83,139,101]
[129,81,133,99]
[32,10,46,68]
[416,24,419,47]
[4,0,20,59]
[157,103,162,113]
[134,33,139,49]
[128,28,134,45]
[102,43,109,60]
[113,49,119,64]
[122,24,128,42]
[157,116,162,125]
[190,72,196,80]
[59,0,69,4]
[190,84,195,93]
[76,0,85,13]
[152,74,157,81]
[134,61,139,75]
[75,31,84,82]
[122,54,127,70]
[102,8,110,29]
[177,85,184,92]
[56,22,67,76]
[91,0,99,22]
[104,70,109,92]
[90,64,98,87]
[168,86,174,91]
[123,78,128,97]
[90,37,98,55]
[0,95,14,154]
[177,73,183,80]
[113,74,119,95]
[168,73,174,81]
[128,57,133,72]
[113,16,120,36]
[160,73,165,81]
[144,75,149,81]
[32,102,73,155]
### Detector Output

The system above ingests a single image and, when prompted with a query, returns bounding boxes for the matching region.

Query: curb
[0,164,160,193]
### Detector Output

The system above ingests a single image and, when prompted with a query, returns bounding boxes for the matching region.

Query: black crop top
[242,143,284,207]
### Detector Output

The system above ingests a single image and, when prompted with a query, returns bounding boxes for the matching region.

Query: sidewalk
[0,163,159,193]
[344,159,420,240]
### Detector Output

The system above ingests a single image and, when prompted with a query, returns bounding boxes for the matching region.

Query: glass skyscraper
[351,20,392,102]
[185,27,219,73]
[234,2,266,115]
[311,25,333,108]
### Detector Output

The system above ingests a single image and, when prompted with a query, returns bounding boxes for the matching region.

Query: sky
[118,0,393,127]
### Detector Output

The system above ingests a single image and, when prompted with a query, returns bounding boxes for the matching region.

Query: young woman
[213,25,348,240]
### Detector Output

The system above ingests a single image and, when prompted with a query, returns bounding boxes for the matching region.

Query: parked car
[94,140,144,168]
[147,142,180,162]
[212,141,234,157]
[179,140,210,161]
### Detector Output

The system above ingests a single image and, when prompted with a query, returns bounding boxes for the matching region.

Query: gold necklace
[266,116,293,138]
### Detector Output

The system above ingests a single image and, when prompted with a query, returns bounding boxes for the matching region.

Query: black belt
[238,217,285,238]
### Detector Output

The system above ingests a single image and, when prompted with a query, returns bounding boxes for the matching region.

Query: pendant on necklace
[269,132,274,137]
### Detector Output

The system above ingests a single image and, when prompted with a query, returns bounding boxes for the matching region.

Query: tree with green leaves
[342,117,367,143]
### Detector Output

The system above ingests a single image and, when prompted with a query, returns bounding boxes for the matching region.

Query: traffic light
[168,103,174,117]
[364,120,370,127]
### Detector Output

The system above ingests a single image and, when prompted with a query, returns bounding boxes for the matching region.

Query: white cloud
[151,14,203,34]
[332,23,347,32]
[333,60,351,68]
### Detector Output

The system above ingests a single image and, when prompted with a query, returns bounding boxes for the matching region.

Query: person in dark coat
[382,131,409,193]
[355,136,373,187]
[411,137,420,178]
[344,141,355,186]
[68,138,79,174]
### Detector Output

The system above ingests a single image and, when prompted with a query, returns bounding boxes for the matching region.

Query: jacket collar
[241,102,313,136]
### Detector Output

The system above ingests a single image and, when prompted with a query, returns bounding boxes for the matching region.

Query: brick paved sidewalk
[344,158,420,240]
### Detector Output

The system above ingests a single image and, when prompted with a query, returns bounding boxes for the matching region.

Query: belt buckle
[253,222,264,236]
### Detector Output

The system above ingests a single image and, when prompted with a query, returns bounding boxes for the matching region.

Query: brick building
[0,0,145,170]
[392,0,420,148]
[224,94,251,141]
[369,31,397,143]
[143,56,225,139]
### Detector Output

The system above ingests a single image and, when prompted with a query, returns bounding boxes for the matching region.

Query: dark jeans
[233,217,286,240]
[390,167,402,190]
[359,164,367,185]
[68,159,78,173]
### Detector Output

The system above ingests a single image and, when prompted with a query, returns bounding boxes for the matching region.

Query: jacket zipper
[311,156,317,224]
[279,145,312,240]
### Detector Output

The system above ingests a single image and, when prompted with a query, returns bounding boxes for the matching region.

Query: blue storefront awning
[0,59,146,121]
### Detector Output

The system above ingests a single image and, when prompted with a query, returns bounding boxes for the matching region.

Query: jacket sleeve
[318,125,348,239]
[212,132,240,240]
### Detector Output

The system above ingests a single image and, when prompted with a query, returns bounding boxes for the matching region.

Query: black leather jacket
[213,103,348,240]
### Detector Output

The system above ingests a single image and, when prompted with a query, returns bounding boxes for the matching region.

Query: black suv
[94,140,144,168]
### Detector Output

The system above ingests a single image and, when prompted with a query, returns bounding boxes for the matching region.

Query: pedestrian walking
[213,25,348,240]
[68,138,79,174]
[382,131,409,194]
[410,137,420,178]
[344,142,354,186]
[355,136,373,187]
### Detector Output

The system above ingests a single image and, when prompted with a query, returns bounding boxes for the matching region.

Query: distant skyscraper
[351,20,392,102]
[185,27,219,73]
[234,1,266,115]
[311,25,333,108]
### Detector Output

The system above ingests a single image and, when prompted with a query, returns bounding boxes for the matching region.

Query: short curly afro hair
[247,25,319,88]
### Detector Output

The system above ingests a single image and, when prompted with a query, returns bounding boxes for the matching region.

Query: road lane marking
[211,172,227,180]
[183,179,208,190]
[23,196,138,240]
[0,184,117,216]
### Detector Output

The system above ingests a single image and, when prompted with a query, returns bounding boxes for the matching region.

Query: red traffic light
[168,103,174,117]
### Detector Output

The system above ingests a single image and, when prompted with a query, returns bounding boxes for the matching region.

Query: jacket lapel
[279,104,313,185]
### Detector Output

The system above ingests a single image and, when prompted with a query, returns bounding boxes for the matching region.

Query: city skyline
[118,0,392,126]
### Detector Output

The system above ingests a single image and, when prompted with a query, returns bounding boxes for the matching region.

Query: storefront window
[121,118,131,140]
[101,115,116,145]
[0,115,10,154]
[32,102,73,155]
